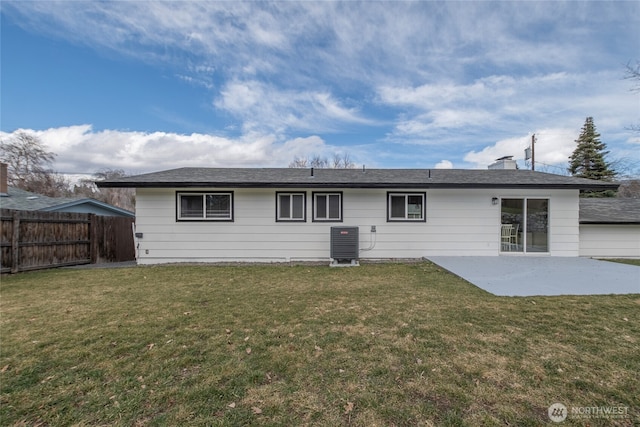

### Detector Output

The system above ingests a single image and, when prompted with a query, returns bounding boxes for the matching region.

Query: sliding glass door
[525,199,549,252]
[501,199,524,252]
[500,198,548,253]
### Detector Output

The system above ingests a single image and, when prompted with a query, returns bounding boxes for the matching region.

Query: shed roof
[96,167,620,190]
[579,198,640,224]
[0,187,135,217]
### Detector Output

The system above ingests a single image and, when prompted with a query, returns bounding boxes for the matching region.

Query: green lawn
[1,263,638,426]
[602,258,640,267]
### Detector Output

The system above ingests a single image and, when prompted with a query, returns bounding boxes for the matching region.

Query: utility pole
[531,133,536,171]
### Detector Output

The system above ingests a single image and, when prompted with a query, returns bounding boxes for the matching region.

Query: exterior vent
[330,226,359,267]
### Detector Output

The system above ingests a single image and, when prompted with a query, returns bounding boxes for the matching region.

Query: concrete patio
[427,256,639,297]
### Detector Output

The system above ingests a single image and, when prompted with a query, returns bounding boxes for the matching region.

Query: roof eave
[97,181,620,190]
[39,198,135,217]
[580,221,640,225]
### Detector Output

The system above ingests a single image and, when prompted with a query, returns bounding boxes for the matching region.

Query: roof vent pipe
[310,167,314,177]
[428,169,431,179]
[362,164,366,173]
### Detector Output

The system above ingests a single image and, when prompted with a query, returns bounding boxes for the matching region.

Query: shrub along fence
[0,209,135,274]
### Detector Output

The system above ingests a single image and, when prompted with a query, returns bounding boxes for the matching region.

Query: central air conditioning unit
[330,226,359,267]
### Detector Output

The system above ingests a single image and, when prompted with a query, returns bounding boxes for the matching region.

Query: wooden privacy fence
[0,209,135,274]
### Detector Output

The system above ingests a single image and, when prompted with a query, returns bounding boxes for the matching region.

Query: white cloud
[175,74,214,90]
[463,129,577,170]
[380,70,639,162]
[378,76,518,110]
[435,160,453,169]
[429,109,496,130]
[2,1,638,170]
[8,2,636,88]
[0,126,339,174]
[215,80,374,134]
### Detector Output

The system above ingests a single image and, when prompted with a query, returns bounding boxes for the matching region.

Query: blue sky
[1,1,639,175]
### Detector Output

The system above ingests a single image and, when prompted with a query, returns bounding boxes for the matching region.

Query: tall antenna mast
[531,133,536,171]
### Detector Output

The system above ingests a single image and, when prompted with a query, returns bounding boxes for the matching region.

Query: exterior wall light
[492,197,499,205]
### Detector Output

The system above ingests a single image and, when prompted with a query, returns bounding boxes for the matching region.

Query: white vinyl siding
[579,224,640,258]
[133,188,582,264]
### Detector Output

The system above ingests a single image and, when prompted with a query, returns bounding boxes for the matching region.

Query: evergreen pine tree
[568,117,616,181]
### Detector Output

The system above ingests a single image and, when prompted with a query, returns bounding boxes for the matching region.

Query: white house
[97,167,621,265]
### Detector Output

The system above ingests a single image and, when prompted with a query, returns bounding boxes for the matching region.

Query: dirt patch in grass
[1,262,638,426]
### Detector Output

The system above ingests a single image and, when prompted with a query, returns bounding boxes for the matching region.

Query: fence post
[11,210,20,273]
[89,214,98,264]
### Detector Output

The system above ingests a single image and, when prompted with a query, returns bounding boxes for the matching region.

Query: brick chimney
[0,162,8,195]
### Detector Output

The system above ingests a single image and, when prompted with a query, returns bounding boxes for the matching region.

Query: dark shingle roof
[0,187,134,217]
[579,198,640,224]
[96,167,620,190]
[0,187,80,210]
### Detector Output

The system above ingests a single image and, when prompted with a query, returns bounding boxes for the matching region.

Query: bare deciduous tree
[0,132,70,197]
[288,156,310,168]
[617,179,640,198]
[331,153,355,169]
[624,60,640,92]
[1,132,55,185]
[289,153,356,169]
[75,169,135,211]
[624,61,640,133]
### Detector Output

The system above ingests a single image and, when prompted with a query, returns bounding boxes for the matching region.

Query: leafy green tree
[568,117,616,181]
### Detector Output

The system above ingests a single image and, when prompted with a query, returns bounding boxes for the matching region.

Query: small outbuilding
[0,163,134,218]
[0,186,134,218]
[579,198,640,258]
